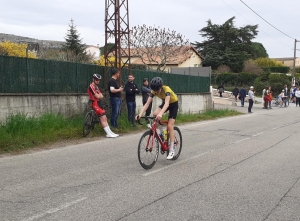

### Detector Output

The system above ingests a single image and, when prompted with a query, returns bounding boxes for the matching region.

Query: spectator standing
[268,87,273,109]
[295,87,300,107]
[141,78,152,126]
[232,86,239,102]
[217,84,224,97]
[108,68,123,128]
[291,84,296,103]
[239,86,246,107]
[248,86,255,113]
[124,74,139,126]
[262,87,266,108]
[87,74,119,138]
[283,84,289,107]
[263,86,270,109]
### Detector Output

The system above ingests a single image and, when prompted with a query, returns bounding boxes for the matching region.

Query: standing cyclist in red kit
[88,74,119,138]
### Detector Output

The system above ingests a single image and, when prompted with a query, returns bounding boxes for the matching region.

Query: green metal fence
[0,55,210,93]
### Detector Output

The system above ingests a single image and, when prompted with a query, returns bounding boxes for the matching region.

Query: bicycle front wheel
[82,111,93,137]
[138,130,159,170]
[171,126,183,160]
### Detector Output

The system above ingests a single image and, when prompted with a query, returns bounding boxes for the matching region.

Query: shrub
[243,60,264,75]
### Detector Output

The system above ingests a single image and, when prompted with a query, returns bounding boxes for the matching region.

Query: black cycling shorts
[159,101,178,120]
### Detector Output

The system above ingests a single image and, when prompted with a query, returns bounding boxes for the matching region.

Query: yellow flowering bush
[254,57,283,68]
[0,41,36,58]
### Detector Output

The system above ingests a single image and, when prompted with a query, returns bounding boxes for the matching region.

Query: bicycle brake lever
[137,118,143,125]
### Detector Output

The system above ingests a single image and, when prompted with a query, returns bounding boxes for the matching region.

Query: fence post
[198,72,200,93]
[76,55,79,93]
[26,47,29,93]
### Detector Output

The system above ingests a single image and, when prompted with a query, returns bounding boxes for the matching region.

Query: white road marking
[22,197,88,221]
[233,138,250,143]
[252,132,264,137]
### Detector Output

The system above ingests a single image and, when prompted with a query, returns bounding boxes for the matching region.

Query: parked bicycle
[82,108,99,137]
[137,116,182,170]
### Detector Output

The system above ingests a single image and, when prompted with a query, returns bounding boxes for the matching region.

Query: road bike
[82,108,99,137]
[82,99,113,137]
[137,116,182,170]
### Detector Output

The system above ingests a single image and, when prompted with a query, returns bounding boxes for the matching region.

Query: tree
[242,60,263,75]
[248,42,268,59]
[62,19,88,62]
[0,41,36,58]
[193,17,259,72]
[128,24,189,72]
[100,43,114,55]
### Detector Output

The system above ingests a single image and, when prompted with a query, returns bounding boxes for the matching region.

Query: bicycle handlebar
[136,116,155,125]
[136,116,167,126]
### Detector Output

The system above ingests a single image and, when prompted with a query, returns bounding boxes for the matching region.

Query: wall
[179,50,202,68]
[0,93,213,122]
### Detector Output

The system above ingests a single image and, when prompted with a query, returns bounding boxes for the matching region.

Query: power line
[240,0,295,40]
[220,0,292,49]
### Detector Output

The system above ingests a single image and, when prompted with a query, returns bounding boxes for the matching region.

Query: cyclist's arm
[136,96,153,119]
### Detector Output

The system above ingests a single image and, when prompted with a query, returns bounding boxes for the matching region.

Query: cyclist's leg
[166,102,178,160]
[153,106,163,134]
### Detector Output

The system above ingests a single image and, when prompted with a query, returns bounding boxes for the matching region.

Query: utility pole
[293,39,300,85]
[104,0,131,85]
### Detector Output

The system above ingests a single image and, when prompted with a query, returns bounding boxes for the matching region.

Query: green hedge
[262,66,290,73]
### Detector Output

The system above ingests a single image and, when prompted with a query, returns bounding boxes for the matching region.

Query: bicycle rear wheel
[170,126,182,160]
[83,111,93,137]
[138,130,159,170]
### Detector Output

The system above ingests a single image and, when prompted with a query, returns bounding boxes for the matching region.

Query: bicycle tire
[168,126,183,161]
[82,111,93,137]
[137,130,159,170]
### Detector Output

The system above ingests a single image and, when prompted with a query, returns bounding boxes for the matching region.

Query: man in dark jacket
[232,86,239,101]
[239,86,246,107]
[124,73,139,126]
[217,84,224,97]
[141,78,152,126]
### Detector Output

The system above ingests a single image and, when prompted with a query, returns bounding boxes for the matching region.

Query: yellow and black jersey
[150,85,178,103]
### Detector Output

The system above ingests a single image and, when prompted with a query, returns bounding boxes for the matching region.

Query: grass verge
[0,109,241,155]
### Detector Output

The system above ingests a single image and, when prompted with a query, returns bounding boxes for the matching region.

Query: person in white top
[295,87,300,107]
[262,88,266,108]
[248,86,255,113]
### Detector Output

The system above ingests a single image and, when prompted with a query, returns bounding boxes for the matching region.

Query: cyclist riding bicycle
[88,74,119,138]
[135,77,179,160]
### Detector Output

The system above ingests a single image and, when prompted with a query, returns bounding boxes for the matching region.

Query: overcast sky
[0,0,299,58]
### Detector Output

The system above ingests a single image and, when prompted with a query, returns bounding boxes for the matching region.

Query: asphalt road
[1,102,300,221]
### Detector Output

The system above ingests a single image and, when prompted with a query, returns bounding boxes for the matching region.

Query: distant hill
[0,33,64,49]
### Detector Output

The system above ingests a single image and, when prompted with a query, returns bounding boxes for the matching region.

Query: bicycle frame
[142,117,169,152]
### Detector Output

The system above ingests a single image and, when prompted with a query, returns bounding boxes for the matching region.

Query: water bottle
[163,129,168,141]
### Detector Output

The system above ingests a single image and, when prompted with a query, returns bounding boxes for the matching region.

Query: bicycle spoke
[138,131,159,170]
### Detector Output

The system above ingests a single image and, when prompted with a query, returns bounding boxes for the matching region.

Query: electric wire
[220,0,292,49]
[240,0,295,40]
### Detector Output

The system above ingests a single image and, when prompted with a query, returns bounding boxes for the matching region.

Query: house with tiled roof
[118,45,203,72]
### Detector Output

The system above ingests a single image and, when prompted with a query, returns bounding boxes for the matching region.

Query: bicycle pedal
[160,150,165,155]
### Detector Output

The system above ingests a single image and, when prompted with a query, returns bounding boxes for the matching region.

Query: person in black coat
[217,84,224,97]
[232,86,239,102]
[124,73,139,126]
[141,78,152,125]
[239,86,246,107]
